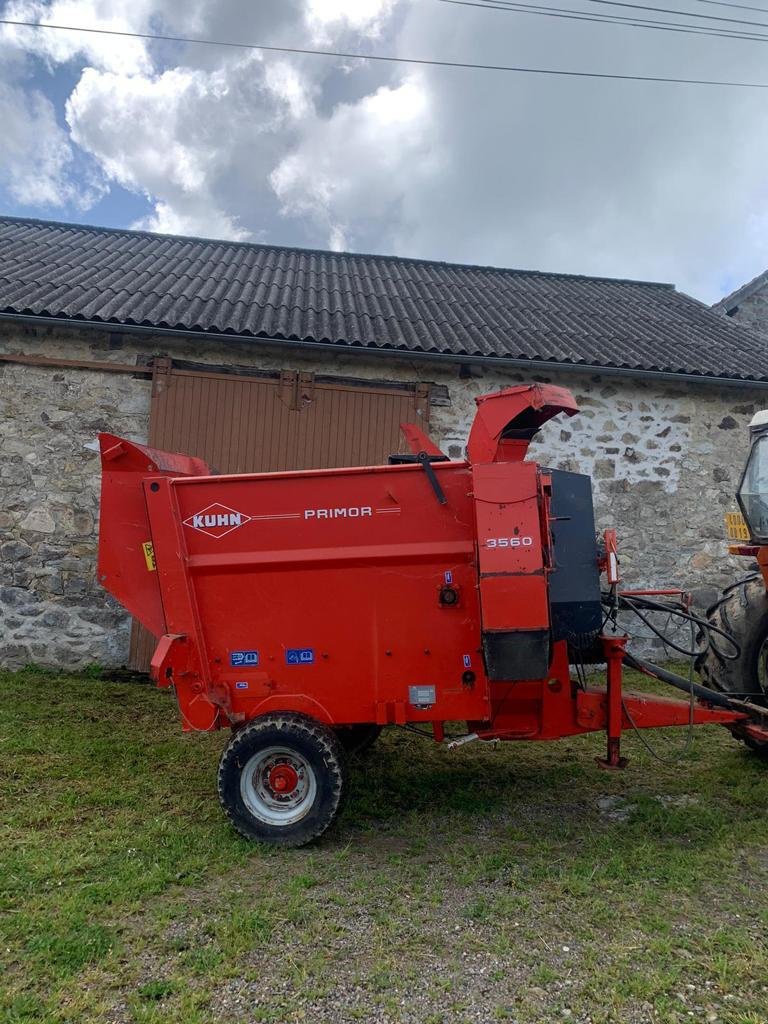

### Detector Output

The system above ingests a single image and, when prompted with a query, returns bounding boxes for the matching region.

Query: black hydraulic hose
[622,594,740,657]
[623,652,736,710]
[602,591,741,660]
[620,597,700,657]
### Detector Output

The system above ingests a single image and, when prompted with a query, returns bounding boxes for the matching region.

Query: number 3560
[486,536,534,549]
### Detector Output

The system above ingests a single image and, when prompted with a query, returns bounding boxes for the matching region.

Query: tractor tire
[696,575,768,757]
[217,713,346,847]
[334,724,383,757]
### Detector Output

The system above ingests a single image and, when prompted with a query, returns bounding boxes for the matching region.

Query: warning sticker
[230,650,259,668]
[286,648,315,665]
[142,541,156,572]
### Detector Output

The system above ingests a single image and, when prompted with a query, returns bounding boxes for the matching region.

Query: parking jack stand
[598,633,629,770]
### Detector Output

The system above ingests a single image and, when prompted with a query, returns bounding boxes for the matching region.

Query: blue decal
[463,654,472,668]
[235,681,249,690]
[286,648,315,665]
[444,570,453,584]
[230,650,259,668]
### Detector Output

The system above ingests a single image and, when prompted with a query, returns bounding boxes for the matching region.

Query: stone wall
[1,320,765,669]
[718,286,768,337]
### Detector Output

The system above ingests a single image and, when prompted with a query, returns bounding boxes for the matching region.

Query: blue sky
[2,0,768,302]
[0,27,150,226]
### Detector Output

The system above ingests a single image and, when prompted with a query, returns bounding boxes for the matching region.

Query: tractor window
[739,434,768,541]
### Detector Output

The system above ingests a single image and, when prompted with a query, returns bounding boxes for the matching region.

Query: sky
[1,0,768,303]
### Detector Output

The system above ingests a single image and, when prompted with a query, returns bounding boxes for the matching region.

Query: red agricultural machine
[97,383,768,846]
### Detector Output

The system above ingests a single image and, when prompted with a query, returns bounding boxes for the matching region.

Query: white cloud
[270,74,440,251]
[67,66,221,193]
[64,60,255,238]
[4,0,768,300]
[263,60,313,121]
[131,199,249,240]
[271,2,768,300]
[0,37,103,208]
[304,0,398,43]
[0,78,74,205]
[63,44,320,240]
[395,7,768,301]
[0,0,156,74]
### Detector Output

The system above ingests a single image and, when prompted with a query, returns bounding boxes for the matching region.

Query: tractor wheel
[334,724,383,757]
[696,575,768,757]
[217,714,346,847]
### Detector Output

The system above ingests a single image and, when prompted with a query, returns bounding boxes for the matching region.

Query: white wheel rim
[239,745,317,826]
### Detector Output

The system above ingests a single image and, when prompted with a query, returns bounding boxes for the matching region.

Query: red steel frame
[97,383,759,765]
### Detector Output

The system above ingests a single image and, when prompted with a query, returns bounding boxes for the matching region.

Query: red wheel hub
[268,763,299,795]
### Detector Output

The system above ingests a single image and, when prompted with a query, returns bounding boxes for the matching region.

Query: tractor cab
[736,410,768,544]
[698,407,768,709]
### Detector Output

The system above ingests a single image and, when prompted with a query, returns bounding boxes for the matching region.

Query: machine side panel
[547,469,602,643]
[155,461,491,726]
[96,432,211,638]
[472,462,550,680]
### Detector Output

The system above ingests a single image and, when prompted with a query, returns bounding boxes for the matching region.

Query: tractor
[698,409,768,754]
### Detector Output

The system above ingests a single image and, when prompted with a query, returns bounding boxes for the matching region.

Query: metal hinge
[415,382,432,421]
[278,370,315,410]
[151,356,173,399]
[297,371,315,409]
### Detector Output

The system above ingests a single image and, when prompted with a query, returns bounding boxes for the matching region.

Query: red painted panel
[144,460,491,727]
[472,461,549,631]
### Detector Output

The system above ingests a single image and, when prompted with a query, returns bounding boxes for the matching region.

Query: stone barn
[715,269,768,336]
[2,215,767,670]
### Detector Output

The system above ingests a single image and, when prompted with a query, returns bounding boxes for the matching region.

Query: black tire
[217,713,346,847]
[334,724,383,757]
[696,576,768,756]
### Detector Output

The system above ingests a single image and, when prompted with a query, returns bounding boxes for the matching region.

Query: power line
[479,0,768,28]
[3,16,768,89]
[444,0,768,42]
[690,0,768,13]
[585,0,768,27]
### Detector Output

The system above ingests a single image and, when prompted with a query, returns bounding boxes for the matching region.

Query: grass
[1,667,768,1023]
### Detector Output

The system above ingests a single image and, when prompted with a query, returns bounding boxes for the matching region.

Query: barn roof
[1,215,766,383]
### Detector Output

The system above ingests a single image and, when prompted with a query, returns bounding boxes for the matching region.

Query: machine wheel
[217,714,346,847]
[697,575,768,756]
[334,724,383,757]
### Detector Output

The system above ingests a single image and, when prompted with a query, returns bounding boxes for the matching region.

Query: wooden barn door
[128,359,432,670]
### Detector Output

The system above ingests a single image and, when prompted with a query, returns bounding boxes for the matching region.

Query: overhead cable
[4,17,768,89]
[444,0,768,43]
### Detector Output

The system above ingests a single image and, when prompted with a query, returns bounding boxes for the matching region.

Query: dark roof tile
[1,215,766,380]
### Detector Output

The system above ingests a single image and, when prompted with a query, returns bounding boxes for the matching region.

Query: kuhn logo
[183,503,253,539]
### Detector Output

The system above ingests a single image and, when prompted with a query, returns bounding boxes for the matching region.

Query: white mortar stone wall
[1,322,764,668]
[720,287,768,338]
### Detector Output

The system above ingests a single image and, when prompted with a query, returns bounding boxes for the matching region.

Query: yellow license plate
[725,511,750,541]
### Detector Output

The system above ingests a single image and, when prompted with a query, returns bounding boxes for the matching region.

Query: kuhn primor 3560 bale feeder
[97,383,768,846]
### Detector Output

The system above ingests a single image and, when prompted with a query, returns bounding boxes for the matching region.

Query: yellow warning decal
[724,511,750,541]
[142,541,157,572]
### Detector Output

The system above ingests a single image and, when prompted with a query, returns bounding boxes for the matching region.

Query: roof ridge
[0,214,677,291]
[713,267,768,312]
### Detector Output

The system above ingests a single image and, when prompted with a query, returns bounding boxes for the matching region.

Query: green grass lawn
[1,667,768,1024]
